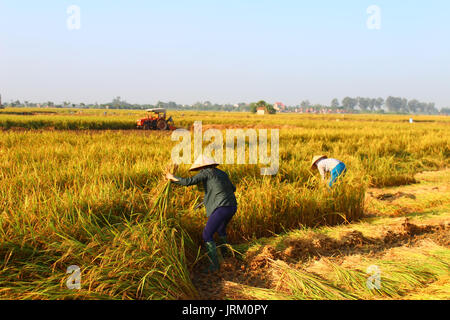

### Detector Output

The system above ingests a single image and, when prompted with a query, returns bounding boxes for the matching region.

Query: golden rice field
[0,108,449,299]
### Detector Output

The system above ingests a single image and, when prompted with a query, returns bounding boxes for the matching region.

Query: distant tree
[374,98,384,111]
[236,102,250,112]
[156,101,166,109]
[400,98,408,113]
[407,99,419,113]
[385,97,397,112]
[386,96,408,113]
[441,108,450,115]
[425,102,438,114]
[250,100,276,114]
[300,100,310,109]
[167,101,178,109]
[357,97,371,113]
[368,98,376,112]
[266,104,276,114]
[342,97,357,111]
[331,98,339,108]
[112,96,121,107]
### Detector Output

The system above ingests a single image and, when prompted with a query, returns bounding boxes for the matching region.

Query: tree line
[2,96,448,115]
[331,96,438,114]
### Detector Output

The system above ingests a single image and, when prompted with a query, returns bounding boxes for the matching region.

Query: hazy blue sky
[1,0,449,108]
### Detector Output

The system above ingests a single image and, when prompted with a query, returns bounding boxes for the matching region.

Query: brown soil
[376,192,416,201]
[191,256,271,300]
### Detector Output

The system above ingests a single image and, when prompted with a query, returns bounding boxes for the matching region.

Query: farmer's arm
[168,170,208,186]
[317,165,326,181]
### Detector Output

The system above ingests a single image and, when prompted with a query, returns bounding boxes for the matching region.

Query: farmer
[165,155,237,273]
[311,155,347,188]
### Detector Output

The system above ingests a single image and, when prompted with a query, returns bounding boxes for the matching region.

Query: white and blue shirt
[316,158,342,180]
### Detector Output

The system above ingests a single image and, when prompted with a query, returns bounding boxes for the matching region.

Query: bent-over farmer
[311,155,347,188]
[165,155,237,273]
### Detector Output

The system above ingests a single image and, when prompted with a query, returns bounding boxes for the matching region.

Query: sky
[1,0,449,108]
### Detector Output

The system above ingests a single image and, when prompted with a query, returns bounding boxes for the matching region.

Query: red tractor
[136,108,176,131]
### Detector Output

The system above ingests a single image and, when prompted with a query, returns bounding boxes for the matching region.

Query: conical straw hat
[189,155,219,171]
[311,155,327,169]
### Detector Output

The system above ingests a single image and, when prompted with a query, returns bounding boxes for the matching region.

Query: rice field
[0,108,449,299]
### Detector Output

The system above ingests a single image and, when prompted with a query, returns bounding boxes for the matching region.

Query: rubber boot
[218,236,232,258]
[202,241,220,273]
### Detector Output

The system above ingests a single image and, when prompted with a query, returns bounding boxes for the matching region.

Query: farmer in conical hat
[311,155,347,188]
[166,155,237,273]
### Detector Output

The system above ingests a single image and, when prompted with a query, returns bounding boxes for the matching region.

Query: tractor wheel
[157,119,168,130]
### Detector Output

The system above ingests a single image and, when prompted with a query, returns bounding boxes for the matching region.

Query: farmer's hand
[165,172,179,182]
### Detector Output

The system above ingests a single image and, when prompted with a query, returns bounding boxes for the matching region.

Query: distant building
[273,102,286,112]
[256,107,266,115]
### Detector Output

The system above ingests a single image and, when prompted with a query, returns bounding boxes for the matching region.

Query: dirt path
[191,169,450,300]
